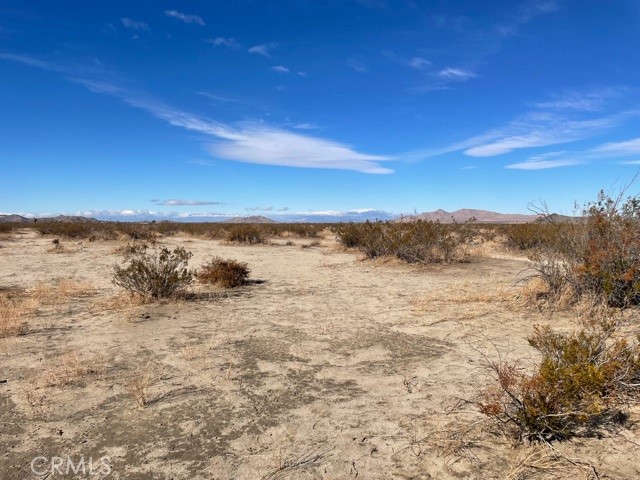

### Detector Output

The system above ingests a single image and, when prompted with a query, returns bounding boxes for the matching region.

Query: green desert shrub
[334,220,464,264]
[480,318,640,442]
[112,246,194,300]
[197,257,250,288]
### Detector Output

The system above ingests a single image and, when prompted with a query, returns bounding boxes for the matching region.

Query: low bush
[112,246,194,300]
[480,318,640,442]
[528,190,640,308]
[197,257,250,288]
[224,225,267,244]
[333,220,465,264]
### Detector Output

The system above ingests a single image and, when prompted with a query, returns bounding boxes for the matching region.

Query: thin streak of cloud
[593,137,640,155]
[271,65,289,73]
[496,1,560,37]
[164,10,205,26]
[437,67,476,81]
[407,57,431,70]
[534,87,624,112]
[248,43,276,57]
[206,37,241,48]
[155,199,224,206]
[121,18,149,32]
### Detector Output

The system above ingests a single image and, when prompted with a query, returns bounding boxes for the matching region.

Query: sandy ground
[1,229,639,479]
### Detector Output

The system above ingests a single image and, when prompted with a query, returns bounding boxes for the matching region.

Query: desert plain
[1,227,639,479]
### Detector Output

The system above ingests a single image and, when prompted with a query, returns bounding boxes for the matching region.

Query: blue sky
[1,0,640,220]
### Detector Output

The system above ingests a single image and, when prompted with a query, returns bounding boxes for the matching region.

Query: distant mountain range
[396,208,540,224]
[0,215,98,223]
[1,209,562,224]
[224,216,275,224]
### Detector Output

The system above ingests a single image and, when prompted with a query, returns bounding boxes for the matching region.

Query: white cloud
[246,206,274,212]
[271,65,290,73]
[155,199,224,206]
[207,125,393,174]
[436,67,476,81]
[248,43,276,57]
[292,123,319,130]
[407,57,431,70]
[164,10,205,26]
[593,137,640,155]
[505,151,584,170]
[463,114,618,157]
[534,87,623,112]
[207,37,240,48]
[121,18,149,32]
[620,160,640,165]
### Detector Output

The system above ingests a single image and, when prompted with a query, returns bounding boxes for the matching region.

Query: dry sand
[1,229,639,479]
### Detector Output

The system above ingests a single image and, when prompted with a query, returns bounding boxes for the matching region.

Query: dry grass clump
[0,291,33,337]
[124,366,159,407]
[334,220,467,264]
[224,224,267,244]
[479,316,640,443]
[40,350,105,388]
[113,245,194,300]
[197,256,250,288]
[32,279,95,307]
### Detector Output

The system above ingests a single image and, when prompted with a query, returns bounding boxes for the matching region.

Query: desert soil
[1,229,639,479]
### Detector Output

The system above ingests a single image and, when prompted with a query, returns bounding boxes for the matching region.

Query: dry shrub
[198,257,250,288]
[334,220,466,264]
[112,245,194,300]
[224,225,267,244]
[125,367,158,407]
[0,292,32,337]
[527,190,640,309]
[479,317,640,442]
[40,350,105,388]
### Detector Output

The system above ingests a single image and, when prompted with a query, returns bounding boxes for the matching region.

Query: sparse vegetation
[526,190,640,309]
[224,224,267,244]
[480,317,640,442]
[0,292,31,337]
[334,220,466,264]
[198,257,250,288]
[112,245,194,300]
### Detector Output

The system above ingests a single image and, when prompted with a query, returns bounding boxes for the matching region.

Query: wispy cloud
[464,115,616,157]
[505,151,584,170]
[496,1,560,37]
[436,67,476,81]
[292,123,320,130]
[245,206,274,212]
[206,37,241,48]
[0,53,392,174]
[346,58,367,73]
[248,43,277,57]
[271,65,290,73]
[407,57,431,70]
[164,10,205,26]
[121,18,149,32]
[592,137,640,155]
[154,199,224,206]
[534,87,624,112]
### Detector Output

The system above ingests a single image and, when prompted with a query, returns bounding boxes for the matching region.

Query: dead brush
[0,291,34,337]
[91,292,149,321]
[40,350,106,388]
[124,366,159,407]
[197,256,250,288]
[224,224,267,245]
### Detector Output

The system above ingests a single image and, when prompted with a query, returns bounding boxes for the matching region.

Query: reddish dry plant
[197,257,250,288]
